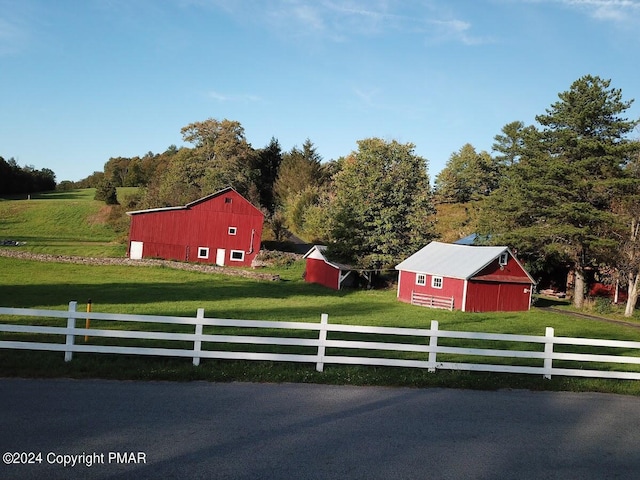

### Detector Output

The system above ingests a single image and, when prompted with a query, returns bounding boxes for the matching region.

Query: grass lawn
[2,255,640,394]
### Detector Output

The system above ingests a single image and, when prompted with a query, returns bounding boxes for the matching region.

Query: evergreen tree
[252,137,282,214]
[434,144,499,203]
[481,75,639,308]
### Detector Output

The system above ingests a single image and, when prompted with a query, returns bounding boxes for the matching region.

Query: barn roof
[395,241,529,280]
[303,245,354,271]
[126,186,263,216]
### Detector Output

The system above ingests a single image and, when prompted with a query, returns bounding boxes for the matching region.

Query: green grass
[0,189,127,257]
[2,255,640,394]
[2,189,640,394]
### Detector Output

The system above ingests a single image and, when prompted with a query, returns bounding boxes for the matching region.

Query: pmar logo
[108,452,147,464]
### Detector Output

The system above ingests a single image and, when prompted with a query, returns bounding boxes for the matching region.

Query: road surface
[1,378,640,479]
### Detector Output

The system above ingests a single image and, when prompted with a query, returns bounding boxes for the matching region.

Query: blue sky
[2,0,640,183]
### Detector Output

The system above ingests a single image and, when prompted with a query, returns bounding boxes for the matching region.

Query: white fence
[411,291,455,311]
[2,302,640,380]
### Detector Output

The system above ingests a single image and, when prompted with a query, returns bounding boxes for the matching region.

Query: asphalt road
[1,378,640,480]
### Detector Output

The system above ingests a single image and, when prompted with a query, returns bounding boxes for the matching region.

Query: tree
[138,119,258,208]
[0,156,56,194]
[434,144,499,203]
[274,139,323,205]
[95,179,119,205]
[273,139,326,237]
[252,137,283,214]
[614,149,640,316]
[481,75,639,308]
[492,121,536,168]
[179,118,257,199]
[329,138,435,269]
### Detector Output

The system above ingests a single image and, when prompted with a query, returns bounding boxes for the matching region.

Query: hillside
[0,189,126,257]
[1,190,484,259]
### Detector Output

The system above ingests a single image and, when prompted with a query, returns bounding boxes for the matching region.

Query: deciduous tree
[329,138,435,269]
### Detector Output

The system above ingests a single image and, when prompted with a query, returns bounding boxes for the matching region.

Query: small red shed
[126,187,263,267]
[395,241,535,312]
[303,245,357,290]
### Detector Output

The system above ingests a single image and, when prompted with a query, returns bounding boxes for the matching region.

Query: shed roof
[303,245,354,271]
[395,241,512,280]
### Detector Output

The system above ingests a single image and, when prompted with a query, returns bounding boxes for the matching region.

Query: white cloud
[538,0,640,23]
[184,0,490,46]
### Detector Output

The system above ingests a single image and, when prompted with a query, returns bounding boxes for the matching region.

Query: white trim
[338,271,353,290]
[431,276,443,289]
[462,279,468,312]
[197,247,209,259]
[499,252,508,266]
[216,248,225,266]
[416,274,426,286]
[230,250,245,262]
[228,226,237,235]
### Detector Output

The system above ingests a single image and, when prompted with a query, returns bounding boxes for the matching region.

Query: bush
[95,180,119,205]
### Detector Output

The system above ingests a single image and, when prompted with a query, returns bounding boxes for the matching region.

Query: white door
[130,241,144,260]
[216,248,226,266]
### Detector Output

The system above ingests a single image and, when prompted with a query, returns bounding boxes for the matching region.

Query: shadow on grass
[533,296,571,308]
[1,190,91,201]
[0,280,396,320]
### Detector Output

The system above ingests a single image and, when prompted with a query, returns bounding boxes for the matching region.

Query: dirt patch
[87,205,112,225]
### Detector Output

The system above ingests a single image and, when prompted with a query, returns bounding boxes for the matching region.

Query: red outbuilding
[303,245,357,290]
[126,187,263,267]
[395,241,535,312]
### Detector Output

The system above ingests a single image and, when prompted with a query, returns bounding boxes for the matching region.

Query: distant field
[0,189,127,257]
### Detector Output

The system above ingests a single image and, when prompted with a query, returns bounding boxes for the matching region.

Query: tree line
[0,157,56,195]
[70,75,639,315]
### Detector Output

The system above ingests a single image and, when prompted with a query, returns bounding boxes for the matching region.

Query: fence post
[428,320,438,373]
[193,308,204,366]
[64,301,77,362]
[543,327,554,380]
[316,313,329,373]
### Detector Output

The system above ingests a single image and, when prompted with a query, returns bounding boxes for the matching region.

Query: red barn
[395,241,535,312]
[303,245,357,290]
[126,187,263,267]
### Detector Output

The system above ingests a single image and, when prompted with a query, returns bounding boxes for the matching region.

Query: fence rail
[411,291,454,311]
[2,302,640,380]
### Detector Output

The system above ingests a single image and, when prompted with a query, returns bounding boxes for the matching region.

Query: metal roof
[395,241,510,280]
[303,245,355,271]
[125,186,262,217]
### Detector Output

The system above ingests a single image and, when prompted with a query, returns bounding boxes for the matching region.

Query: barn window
[416,274,426,286]
[225,197,232,204]
[230,250,245,261]
[431,276,443,289]
[197,247,210,259]
[228,227,237,235]
[499,252,508,266]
